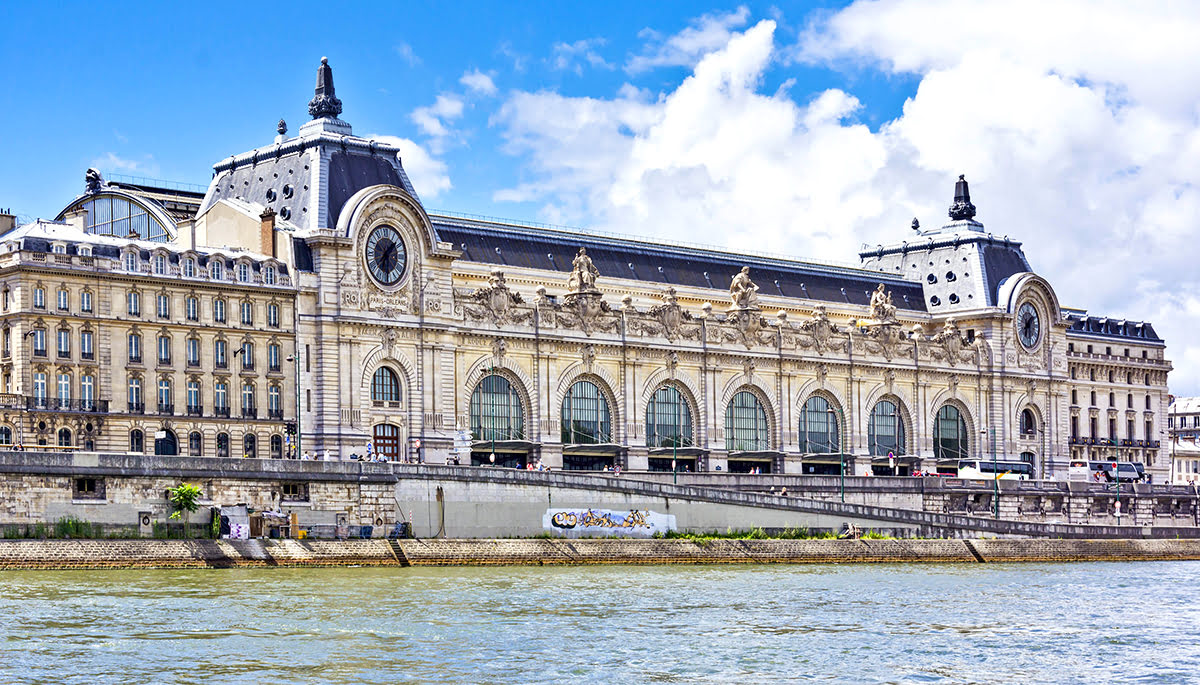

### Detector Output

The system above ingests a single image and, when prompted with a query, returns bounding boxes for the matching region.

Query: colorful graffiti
[543,508,675,537]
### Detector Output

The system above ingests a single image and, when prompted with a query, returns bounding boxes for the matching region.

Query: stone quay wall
[2,538,1199,570]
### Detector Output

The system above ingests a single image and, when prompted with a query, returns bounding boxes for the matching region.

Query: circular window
[930,296,941,306]
[948,293,959,304]
[945,272,956,282]
[282,184,294,199]
[280,207,291,220]
[265,188,277,203]
[926,273,938,284]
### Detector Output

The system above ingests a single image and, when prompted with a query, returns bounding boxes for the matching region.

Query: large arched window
[726,391,769,451]
[189,431,202,457]
[646,385,693,448]
[799,395,840,454]
[868,400,906,456]
[58,428,72,447]
[216,432,229,458]
[0,426,11,445]
[67,194,171,241]
[561,380,611,444]
[130,429,144,453]
[1020,408,1036,435]
[243,433,257,459]
[270,434,283,459]
[371,367,401,405]
[470,374,524,441]
[933,405,968,461]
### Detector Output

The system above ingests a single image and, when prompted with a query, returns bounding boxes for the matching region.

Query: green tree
[167,483,203,538]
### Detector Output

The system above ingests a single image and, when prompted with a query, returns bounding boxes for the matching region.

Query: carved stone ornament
[558,291,619,336]
[885,369,896,392]
[742,357,756,382]
[581,343,596,371]
[339,264,364,308]
[817,363,828,388]
[798,305,845,355]
[628,286,700,341]
[461,268,530,326]
[729,267,760,310]
[860,321,905,360]
[491,337,508,363]
[928,318,975,367]
[722,308,774,348]
[567,247,600,295]
[666,350,679,379]
[868,284,898,324]
[380,327,399,359]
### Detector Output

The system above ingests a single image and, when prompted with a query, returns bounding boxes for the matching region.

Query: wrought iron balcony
[25,397,109,413]
[81,350,94,360]
[186,405,203,417]
[214,406,230,418]
[128,401,145,414]
[156,403,174,415]
[241,406,257,419]
[128,354,142,364]
[268,408,284,420]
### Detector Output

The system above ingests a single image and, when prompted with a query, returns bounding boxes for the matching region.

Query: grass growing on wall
[2,517,128,539]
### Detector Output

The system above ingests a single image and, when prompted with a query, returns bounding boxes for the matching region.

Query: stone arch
[638,369,702,446]
[862,389,916,455]
[792,378,848,418]
[720,382,777,445]
[461,353,535,433]
[359,345,417,408]
[928,395,980,457]
[556,360,621,413]
[556,369,621,440]
[1014,398,1045,436]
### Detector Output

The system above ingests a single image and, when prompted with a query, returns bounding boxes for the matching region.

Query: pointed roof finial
[308,56,343,120]
[277,118,287,135]
[911,217,920,232]
[948,174,977,221]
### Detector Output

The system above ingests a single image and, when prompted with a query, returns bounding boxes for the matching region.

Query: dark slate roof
[292,237,314,272]
[203,151,315,229]
[1066,314,1162,343]
[326,151,408,231]
[432,215,927,311]
[980,242,1031,306]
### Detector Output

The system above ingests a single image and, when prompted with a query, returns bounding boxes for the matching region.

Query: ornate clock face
[1018,302,1040,349]
[364,225,406,287]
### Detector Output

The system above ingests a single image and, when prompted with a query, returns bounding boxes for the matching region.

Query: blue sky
[4,1,1200,394]
[0,1,912,222]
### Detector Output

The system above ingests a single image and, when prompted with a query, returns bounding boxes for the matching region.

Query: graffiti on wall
[542,508,676,538]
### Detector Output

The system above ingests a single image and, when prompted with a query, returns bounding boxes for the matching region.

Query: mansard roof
[431,213,927,311]
[1065,311,1162,343]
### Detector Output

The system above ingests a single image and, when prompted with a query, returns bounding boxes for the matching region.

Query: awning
[728,450,786,461]
[471,439,538,453]
[563,442,625,456]
[648,447,709,457]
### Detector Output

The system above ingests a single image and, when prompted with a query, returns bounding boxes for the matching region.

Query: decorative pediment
[459,269,530,327]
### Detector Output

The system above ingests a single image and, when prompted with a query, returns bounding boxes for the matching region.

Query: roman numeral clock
[364,225,407,288]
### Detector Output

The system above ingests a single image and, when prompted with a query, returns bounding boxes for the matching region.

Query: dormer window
[236,263,250,283]
[79,246,91,257]
[210,260,224,280]
[123,252,138,272]
[153,254,166,275]
[52,244,66,255]
[183,257,195,278]
[263,265,276,285]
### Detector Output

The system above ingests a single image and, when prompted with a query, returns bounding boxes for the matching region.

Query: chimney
[259,208,277,257]
[0,208,15,235]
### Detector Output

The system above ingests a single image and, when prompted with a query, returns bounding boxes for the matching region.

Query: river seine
[2,561,1197,684]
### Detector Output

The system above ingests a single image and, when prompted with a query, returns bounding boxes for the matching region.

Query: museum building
[0,59,1173,479]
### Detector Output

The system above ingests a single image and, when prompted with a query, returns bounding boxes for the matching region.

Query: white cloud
[492,4,1200,394]
[460,69,498,96]
[626,5,750,73]
[551,38,613,75]
[367,135,451,199]
[91,152,159,178]
[410,94,465,140]
[395,42,421,66]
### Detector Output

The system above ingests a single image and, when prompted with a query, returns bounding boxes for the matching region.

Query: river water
[1,562,1197,684]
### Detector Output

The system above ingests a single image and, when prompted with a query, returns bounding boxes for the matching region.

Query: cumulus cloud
[410,94,465,142]
[626,5,750,73]
[492,3,1200,393]
[91,152,159,177]
[460,69,498,96]
[551,38,614,75]
[367,135,452,199]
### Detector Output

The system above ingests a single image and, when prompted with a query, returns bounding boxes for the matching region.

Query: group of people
[602,464,622,476]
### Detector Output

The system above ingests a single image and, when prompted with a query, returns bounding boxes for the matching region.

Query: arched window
[726,391,769,451]
[471,374,525,441]
[57,428,72,447]
[0,426,11,445]
[70,194,170,241]
[371,367,401,405]
[933,405,968,461]
[374,424,401,460]
[868,400,906,456]
[189,431,202,457]
[130,429,144,453]
[1020,408,1036,435]
[1020,451,1035,464]
[646,385,693,448]
[270,434,283,459]
[216,432,229,458]
[799,395,840,453]
[561,380,611,444]
[243,433,256,459]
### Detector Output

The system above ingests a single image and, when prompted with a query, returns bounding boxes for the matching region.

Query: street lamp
[828,406,844,503]
[233,346,249,457]
[982,427,998,517]
[286,354,301,459]
[672,389,682,486]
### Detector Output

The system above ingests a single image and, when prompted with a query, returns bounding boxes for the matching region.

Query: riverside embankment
[2,537,1199,570]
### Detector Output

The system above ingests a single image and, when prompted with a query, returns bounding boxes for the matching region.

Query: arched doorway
[154,429,178,456]
[216,432,229,458]
[270,434,283,459]
[373,424,401,461]
[57,427,72,448]
[243,433,256,459]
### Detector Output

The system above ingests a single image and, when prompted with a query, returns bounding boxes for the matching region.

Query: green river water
[1,562,1197,684]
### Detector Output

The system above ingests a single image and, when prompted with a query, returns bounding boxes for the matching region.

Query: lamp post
[672,390,681,486]
[233,346,249,457]
[286,353,301,459]
[828,406,844,503]
[982,427,998,517]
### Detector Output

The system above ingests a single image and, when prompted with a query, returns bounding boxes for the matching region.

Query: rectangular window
[80,291,92,312]
[32,329,47,357]
[186,296,198,321]
[187,381,201,414]
[33,287,45,309]
[306,388,311,412]
[157,335,171,365]
[187,338,200,366]
[305,345,310,373]
[124,253,137,272]
[57,329,70,358]
[73,477,105,501]
[240,342,254,370]
[33,372,46,401]
[57,289,69,311]
[157,294,170,319]
[268,343,280,371]
[214,340,227,368]
[267,303,279,328]
[240,301,253,325]
[1071,389,1077,405]
[127,292,140,317]
[213,299,225,323]
[183,258,195,278]
[214,382,228,410]
[81,330,93,360]
[80,375,94,405]
[153,255,166,275]
[128,333,142,363]
[57,373,71,402]
[2,328,9,357]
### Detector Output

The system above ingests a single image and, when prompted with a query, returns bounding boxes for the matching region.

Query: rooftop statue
[567,247,600,294]
[85,168,105,193]
[870,284,898,324]
[729,266,759,309]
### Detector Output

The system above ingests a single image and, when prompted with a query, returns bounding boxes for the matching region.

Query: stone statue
[568,247,599,293]
[729,267,759,309]
[85,168,105,193]
[870,284,897,323]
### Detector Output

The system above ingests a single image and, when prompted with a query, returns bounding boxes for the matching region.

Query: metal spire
[948,174,977,221]
[307,57,343,120]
